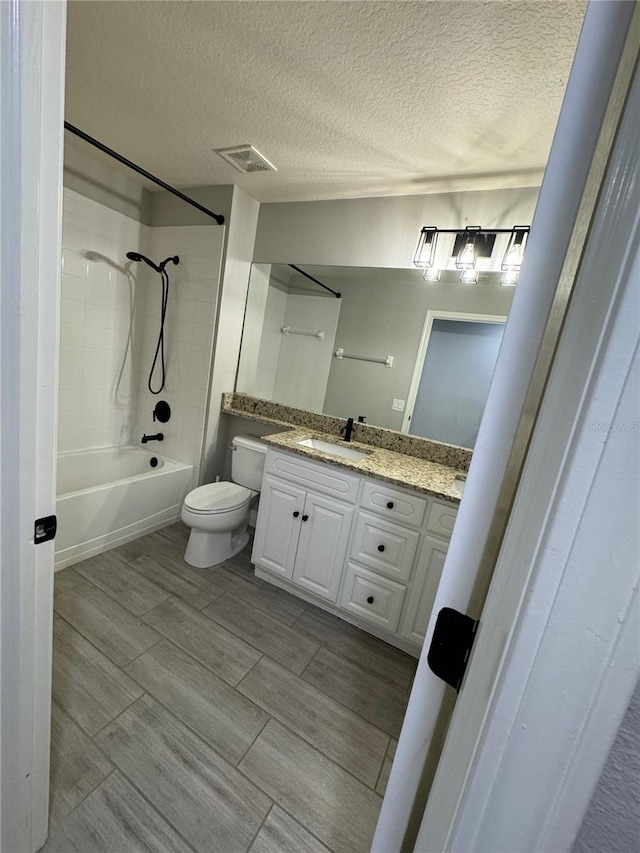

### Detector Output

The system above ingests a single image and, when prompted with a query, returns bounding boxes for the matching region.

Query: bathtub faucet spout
[142,433,164,444]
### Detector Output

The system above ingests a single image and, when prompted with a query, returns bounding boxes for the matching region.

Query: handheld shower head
[126,251,162,271]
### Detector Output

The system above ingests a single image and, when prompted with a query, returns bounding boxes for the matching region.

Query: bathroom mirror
[235,263,516,447]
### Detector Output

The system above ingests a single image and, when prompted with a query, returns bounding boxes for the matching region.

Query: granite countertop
[259,428,465,504]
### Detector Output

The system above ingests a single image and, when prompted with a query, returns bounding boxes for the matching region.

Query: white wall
[254,187,539,267]
[324,274,514,430]
[572,679,640,853]
[59,189,144,452]
[203,186,261,482]
[59,189,224,479]
[254,283,286,400]
[273,294,340,411]
[133,225,224,470]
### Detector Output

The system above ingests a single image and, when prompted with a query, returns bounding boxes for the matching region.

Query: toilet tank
[231,435,267,491]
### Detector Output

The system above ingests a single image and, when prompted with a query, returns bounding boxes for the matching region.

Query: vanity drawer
[340,563,406,632]
[266,450,360,504]
[350,511,419,583]
[361,481,427,527]
[425,499,458,541]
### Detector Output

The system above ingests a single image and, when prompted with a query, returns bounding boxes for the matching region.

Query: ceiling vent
[216,145,277,174]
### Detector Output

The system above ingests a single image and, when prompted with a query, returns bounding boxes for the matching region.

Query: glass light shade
[502,228,527,271]
[501,269,519,286]
[422,267,441,282]
[460,269,478,284]
[456,231,478,270]
[413,227,438,268]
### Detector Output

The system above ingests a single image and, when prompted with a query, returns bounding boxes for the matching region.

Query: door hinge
[34,515,57,544]
[427,607,479,692]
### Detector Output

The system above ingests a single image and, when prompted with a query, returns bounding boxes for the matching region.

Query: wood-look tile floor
[46,523,416,853]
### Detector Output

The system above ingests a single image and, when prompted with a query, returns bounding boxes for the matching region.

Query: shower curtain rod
[288,264,341,298]
[64,122,225,225]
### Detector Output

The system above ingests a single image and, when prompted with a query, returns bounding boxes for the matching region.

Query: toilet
[181,435,267,568]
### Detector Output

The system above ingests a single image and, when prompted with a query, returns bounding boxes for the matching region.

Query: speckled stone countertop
[259,428,465,503]
[222,392,472,470]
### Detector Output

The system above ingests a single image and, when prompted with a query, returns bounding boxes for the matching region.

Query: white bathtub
[55,445,194,569]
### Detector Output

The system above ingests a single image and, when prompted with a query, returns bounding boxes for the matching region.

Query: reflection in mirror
[236,264,515,447]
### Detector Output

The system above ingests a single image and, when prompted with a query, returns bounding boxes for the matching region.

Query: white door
[252,476,305,579]
[292,492,354,601]
[0,2,66,851]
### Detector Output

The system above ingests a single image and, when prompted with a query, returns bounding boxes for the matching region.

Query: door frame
[372,2,639,850]
[417,40,640,848]
[400,310,507,436]
[0,1,66,850]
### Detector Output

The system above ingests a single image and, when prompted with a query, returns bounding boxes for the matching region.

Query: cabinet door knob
[293,511,300,518]
[386,501,394,509]
[302,514,309,522]
[367,595,374,604]
[377,544,385,553]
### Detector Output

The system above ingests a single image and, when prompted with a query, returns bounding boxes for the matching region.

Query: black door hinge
[34,515,57,544]
[427,607,479,692]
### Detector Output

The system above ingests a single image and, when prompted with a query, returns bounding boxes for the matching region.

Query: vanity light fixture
[413,227,438,270]
[455,227,480,271]
[460,269,479,285]
[413,225,530,285]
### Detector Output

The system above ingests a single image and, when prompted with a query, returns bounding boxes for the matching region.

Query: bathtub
[55,445,194,569]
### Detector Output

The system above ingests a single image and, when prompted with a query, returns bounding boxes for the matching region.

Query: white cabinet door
[252,476,305,579]
[292,492,354,602]
[400,535,449,646]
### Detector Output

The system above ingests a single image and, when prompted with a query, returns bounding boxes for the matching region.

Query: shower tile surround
[59,189,223,474]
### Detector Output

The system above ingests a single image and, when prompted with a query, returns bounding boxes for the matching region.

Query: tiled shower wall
[58,189,223,475]
[133,226,224,470]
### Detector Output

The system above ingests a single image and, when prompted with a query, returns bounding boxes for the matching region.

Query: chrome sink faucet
[341,417,354,443]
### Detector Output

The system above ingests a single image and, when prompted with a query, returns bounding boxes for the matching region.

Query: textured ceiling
[65,1,586,203]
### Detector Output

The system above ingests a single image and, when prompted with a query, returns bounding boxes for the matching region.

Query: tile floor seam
[294,632,417,693]
[239,704,387,795]
[73,558,173,617]
[53,612,145,679]
[48,767,117,837]
[209,569,306,628]
[273,803,340,853]
[80,767,201,853]
[87,690,151,743]
[244,800,274,853]
[115,553,223,613]
[200,593,320,673]
[232,710,272,769]
[298,646,409,740]
[140,595,265,689]
[236,653,392,785]
[92,695,274,853]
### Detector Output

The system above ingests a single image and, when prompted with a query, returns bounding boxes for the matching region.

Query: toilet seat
[184,482,252,515]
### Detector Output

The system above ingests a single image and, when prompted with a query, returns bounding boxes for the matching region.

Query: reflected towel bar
[281,326,326,340]
[334,348,394,367]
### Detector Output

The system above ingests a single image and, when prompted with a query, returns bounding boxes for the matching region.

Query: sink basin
[451,476,467,496]
[297,437,370,461]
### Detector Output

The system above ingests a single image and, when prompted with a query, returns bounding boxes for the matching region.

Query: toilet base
[184,524,249,569]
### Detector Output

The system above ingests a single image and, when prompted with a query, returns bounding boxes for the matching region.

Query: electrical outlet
[392,398,405,412]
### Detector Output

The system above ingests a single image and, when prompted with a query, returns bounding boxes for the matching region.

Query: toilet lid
[184,482,252,513]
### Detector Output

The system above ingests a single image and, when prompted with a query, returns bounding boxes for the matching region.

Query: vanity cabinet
[252,448,458,655]
[252,464,356,602]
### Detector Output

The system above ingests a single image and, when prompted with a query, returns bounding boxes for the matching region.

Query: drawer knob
[386,501,394,509]
[302,514,309,522]
[293,511,300,518]
[367,595,375,604]
[377,544,385,553]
